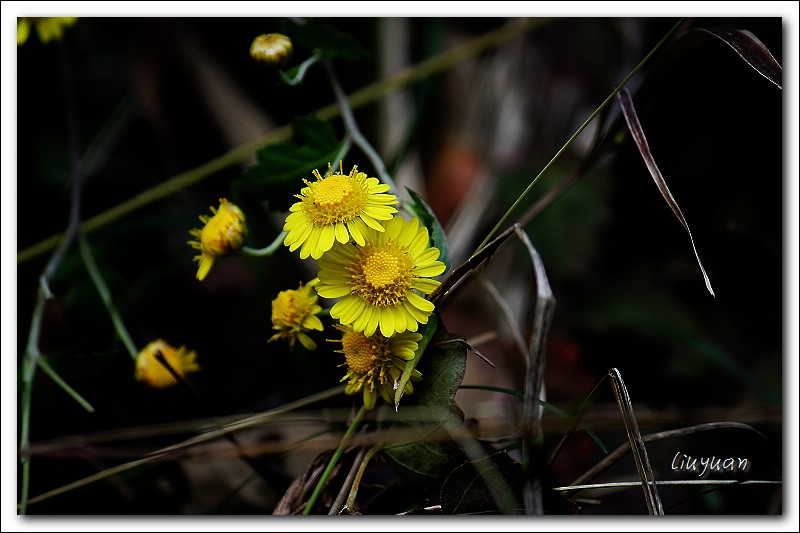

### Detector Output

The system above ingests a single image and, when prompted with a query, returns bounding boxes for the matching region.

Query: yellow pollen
[348,244,414,308]
[364,251,399,288]
[303,170,367,225]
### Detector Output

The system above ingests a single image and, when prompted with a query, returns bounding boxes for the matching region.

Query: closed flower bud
[250,33,293,66]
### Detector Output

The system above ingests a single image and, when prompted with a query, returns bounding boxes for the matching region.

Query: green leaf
[235,116,345,210]
[405,188,451,272]
[440,451,524,515]
[284,19,370,62]
[394,314,438,407]
[382,321,468,484]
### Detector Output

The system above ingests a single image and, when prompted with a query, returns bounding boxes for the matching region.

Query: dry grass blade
[25,385,344,506]
[512,226,556,516]
[618,88,715,297]
[698,28,782,89]
[607,368,664,515]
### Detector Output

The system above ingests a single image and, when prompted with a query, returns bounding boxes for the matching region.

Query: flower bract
[187,198,247,281]
[333,325,422,410]
[283,162,398,260]
[269,281,325,350]
[135,339,200,389]
[316,215,446,337]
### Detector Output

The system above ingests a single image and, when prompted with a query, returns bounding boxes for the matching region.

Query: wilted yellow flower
[269,281,324,350]
[187,198,247,281]
[17,17,78,46]
[135,339,200,389]
[250,33,293,66]
[333,325,422,410]
[316,215,446,337]
[283,162,398,260]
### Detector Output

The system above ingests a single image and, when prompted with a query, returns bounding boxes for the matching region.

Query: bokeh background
[14,15,786,516]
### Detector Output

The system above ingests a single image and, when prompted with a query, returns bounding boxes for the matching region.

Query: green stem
[475,17,686,253]
[37,359,95,413]
[324,59,397,195]
[78,235,138,360]
[302,405,367,515]
[18,18,545,265]
[241,231,287,257]
[280,52,323,86]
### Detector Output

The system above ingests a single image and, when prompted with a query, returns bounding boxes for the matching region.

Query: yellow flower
[269,281,325,350]
[333,325,422,410]
[283,161,398,260]
[135,339,200,389]
[316,215,446,337]
[187,198,247,281]
[250,33,293,66]
[17,17,78,46]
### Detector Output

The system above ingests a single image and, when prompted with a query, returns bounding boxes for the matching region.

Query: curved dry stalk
[607,368,664,515]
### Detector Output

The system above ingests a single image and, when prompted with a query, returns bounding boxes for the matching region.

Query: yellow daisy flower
[17,17,78,46]
[269,281,325,350]
[187,198,247,281]
[135,339,200,389]
[316,215,446,337]
[333,325,422,410]
[283,161,398,260]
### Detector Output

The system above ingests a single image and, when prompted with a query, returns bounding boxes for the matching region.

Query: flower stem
[78,235,139,360]
[475,17,686,254]
[324,59,398,195]
[302,405,367,515]
[241,231,287,257]
[280,51,323,85]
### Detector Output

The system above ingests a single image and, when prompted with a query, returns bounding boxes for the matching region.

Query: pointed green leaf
[405,188,451,272]
[394,314,438,407]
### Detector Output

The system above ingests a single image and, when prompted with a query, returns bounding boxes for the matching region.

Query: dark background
[15,16,784,515]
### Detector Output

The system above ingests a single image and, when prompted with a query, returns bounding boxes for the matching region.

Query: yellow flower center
[364,250,399,288]
[303,170,367,226]
[348,243,414,308]
[341,331,392,381]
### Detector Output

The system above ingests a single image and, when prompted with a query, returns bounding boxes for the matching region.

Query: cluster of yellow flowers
[275,162,446,409]
[176,162,445,409]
